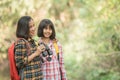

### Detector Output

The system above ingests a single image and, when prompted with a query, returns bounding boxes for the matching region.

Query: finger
[41,47,45,51]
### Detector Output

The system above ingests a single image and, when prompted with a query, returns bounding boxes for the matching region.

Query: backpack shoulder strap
[53,39,59,60]
[53,42,59,55]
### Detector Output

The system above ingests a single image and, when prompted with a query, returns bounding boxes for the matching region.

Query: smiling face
[43,25,52,38]
[37,19,56,40]
[29,19,35,37]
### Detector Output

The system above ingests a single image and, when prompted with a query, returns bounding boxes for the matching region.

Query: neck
[42,37,50,44]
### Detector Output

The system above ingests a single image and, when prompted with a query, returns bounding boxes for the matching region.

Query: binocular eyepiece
[39,42,53,62]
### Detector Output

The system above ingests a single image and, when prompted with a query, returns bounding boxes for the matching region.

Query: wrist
[34,51,41,57]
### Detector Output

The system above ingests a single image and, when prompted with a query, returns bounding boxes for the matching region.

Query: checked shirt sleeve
[58,43,67,80]
[14,40,28,69]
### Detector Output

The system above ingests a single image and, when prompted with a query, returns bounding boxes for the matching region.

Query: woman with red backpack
[13,16,45,80]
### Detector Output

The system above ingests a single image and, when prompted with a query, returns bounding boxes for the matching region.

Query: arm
[58,43,67,80]
[15,40,44,69]
[15,40,28,69]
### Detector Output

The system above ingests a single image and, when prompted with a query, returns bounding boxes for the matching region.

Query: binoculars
[39,42,53,63]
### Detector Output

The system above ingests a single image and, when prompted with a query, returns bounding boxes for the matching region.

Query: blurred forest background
[0,0,120,80]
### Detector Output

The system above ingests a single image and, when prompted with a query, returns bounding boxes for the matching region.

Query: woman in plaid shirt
[15,16,45,80]
[37,19,67,80]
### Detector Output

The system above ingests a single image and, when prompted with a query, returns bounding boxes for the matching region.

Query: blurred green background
[0,0,120,80]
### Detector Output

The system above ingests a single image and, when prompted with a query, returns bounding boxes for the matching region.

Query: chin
[30,34,35,37]
[44,35,50,37]
[45,36,50,38]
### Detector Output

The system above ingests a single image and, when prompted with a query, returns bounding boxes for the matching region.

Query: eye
[29,24,35,28]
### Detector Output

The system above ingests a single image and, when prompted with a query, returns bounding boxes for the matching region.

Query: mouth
[30,31,35,35]
[32,31,35,34]
[44,33,51,37]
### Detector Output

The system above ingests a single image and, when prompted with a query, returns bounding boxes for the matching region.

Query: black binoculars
[39,42,53,62]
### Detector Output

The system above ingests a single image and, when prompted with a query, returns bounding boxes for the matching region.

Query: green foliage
[84,0,120,53]
[111,33,120,51]
[86,69,120,80]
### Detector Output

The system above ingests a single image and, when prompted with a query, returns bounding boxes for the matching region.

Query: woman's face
[29,19,35,37]
[43,25,52,38]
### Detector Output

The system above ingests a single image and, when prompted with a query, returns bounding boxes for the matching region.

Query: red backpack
[8,38,30,80]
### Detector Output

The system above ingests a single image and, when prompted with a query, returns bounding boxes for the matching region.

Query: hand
[35,44,45,56]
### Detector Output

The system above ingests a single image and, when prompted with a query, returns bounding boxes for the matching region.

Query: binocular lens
[48,50,53,55]
[42,51,48,57]
[47,57,52,61]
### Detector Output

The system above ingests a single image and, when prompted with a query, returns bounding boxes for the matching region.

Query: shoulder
[15,39,27,46]
[53,39,62,48]
[38,37,43,43]
[57,41,62,47]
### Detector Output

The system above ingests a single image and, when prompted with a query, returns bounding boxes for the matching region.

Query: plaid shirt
[39,39,67,80]
[15,39,43,80]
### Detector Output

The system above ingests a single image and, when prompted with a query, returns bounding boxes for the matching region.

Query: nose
[46,28,51,32]
[32,26,35,31]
